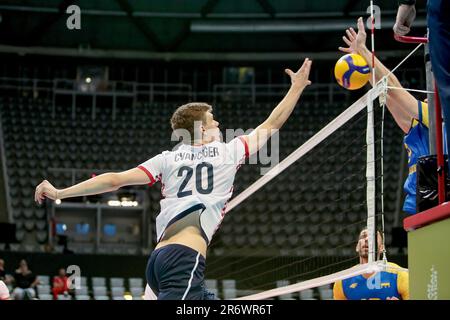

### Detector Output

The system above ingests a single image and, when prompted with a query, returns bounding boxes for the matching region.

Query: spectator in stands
[12,259,39,300]
[0,280,10,300]
[339,17,447,215]
[52,268,69,300]
[333,229,409,300]
[0,259,5,281]
[0,258,13,286]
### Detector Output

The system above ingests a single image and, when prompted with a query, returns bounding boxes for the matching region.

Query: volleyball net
[204,81,400,300]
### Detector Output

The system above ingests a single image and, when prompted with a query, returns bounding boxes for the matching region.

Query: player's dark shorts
[146,243,217,300]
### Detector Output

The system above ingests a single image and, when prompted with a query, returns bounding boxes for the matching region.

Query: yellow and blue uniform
[403,100,447,214]
[333,262,409,300]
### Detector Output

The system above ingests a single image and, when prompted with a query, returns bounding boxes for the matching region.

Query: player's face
[356,229,384,259]
[357,230,369,258]
[202,111,221,142]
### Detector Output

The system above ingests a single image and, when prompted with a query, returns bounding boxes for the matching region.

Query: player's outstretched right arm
[243,58,312,155]
[339,17,418,133]
[34,168,150,204]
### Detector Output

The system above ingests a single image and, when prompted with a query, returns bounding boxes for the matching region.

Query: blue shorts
[146,244,217,300]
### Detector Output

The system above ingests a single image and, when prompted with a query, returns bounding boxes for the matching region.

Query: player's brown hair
[170,102,212,141]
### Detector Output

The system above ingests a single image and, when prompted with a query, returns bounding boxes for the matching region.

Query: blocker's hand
[35,180,59,204]
[285,58,312,91]
[339,17,367,55]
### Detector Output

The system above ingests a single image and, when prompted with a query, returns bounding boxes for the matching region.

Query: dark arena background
[2,0,446,303]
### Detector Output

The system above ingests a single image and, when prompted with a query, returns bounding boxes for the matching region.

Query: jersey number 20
[177,162,214,197]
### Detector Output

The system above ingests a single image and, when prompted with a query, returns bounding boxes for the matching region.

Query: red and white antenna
[370,0,376,85]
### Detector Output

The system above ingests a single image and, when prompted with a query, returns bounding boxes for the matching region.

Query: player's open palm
[339,17,367,54]
[35,180,58,204]
[285,57,312,90]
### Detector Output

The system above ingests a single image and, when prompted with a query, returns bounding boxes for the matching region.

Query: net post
[366,87,376,264]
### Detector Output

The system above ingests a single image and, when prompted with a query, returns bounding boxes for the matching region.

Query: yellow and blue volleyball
[334,53,370,90]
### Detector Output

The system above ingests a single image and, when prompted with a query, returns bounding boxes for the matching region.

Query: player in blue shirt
[340,17,447,214]
[333,229,409,300]
[394,0,450,173]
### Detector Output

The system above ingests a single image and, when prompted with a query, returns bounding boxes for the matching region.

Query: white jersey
[138,137,248,244]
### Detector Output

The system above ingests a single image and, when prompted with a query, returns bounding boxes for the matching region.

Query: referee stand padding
[404,201,450,299]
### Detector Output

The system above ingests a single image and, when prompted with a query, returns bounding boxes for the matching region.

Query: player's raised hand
[35,180,59,205]
[285,58,312,90]
[339,17,367,54]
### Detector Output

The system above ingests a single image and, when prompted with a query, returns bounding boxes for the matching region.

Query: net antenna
[369,0,376,86]
[366,87,376,264]
[379,76,388,264]
[366,0,377,265]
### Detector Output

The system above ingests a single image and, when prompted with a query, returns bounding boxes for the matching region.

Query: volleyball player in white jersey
[34,58,312,300]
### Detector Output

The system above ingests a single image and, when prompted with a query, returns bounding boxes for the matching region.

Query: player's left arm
[397,270,410,300]
[35,168,151,204]
[35,152,164,204]
[241,58,312,155]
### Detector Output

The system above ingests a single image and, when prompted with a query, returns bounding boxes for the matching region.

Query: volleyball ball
[334,53,370,90]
